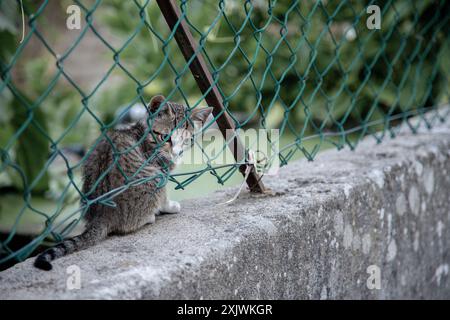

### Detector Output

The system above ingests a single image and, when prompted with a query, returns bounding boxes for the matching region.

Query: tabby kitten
[34,95,212,270]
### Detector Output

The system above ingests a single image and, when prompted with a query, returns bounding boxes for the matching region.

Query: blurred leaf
[10,96,49,193]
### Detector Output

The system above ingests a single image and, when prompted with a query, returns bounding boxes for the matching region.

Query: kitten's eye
[159,133,170,142]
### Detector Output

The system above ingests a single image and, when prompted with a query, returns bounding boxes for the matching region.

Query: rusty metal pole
[156,0,265,193]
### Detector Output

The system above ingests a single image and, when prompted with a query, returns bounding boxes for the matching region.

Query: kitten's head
[148,95,213,156]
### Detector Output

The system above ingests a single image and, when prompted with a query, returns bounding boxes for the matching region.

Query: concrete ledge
[1,117,449,299]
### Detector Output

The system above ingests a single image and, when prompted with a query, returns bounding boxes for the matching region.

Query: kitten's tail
[34,223,107,271]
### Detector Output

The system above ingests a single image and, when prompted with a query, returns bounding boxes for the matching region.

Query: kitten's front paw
[146,213,156,224]
[160,200,181,214]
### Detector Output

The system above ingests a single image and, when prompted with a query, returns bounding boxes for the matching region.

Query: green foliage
[8,95,49,193]
[0,0,49,193]
[96,0,449,135]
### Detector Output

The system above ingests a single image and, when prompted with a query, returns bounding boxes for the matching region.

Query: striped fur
[34,95,212,271]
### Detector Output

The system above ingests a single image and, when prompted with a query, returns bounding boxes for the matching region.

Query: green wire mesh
[0,0,449,269]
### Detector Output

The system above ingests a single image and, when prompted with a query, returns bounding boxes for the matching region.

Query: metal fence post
[156,0,265,193]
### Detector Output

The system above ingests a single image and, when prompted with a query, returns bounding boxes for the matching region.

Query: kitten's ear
[148,95,166,112]
[191,107,213,125]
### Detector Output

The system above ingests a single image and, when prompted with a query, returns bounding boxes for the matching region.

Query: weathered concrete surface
[1,115,449,299]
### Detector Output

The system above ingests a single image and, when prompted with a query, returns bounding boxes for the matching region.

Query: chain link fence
[0,0,449,269]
